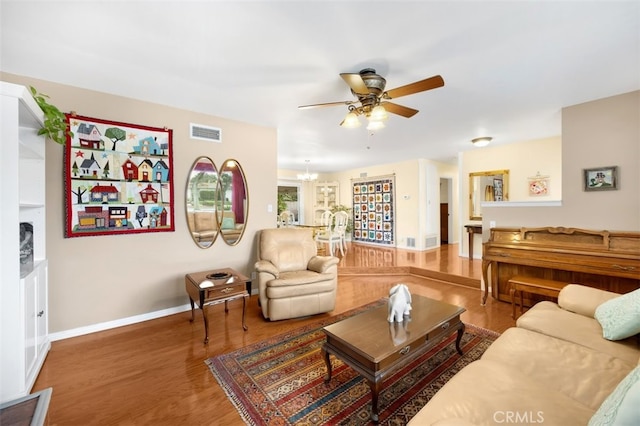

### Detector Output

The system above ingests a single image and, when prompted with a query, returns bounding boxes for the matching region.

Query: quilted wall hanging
[352,174,395,246]
[64,114,174,238]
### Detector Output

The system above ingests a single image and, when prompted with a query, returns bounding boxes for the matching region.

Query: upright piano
[482,227,640,305]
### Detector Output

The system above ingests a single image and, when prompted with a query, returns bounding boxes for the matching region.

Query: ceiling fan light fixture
[369,105,388,122]
[340,111,361,128]
[471,137,492,147]
[366,120,385,131]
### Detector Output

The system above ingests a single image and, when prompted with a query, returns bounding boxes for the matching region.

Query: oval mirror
[186,156,219,248]
[217,159,248,245]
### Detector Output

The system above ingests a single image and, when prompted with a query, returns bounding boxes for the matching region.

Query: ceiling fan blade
[298,100,355,109]
[340,73,370,94]
[380,102,419,118]
[384,75,444,100]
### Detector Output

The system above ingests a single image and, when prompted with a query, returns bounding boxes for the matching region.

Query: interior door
[440,203,449,244]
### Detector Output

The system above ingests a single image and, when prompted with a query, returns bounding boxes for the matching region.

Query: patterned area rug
[206,299,500,425]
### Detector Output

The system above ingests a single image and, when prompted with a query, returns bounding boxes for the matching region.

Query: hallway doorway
[440,177,453,244]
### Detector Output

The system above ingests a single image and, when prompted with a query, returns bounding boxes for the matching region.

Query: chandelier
[297,160,318,181]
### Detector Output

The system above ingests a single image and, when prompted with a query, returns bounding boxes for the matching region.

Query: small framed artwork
[583,166,618,191]
[528,173,550,196]
[493,178,503,201]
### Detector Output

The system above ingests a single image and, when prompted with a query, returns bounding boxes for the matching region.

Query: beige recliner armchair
[254,228,340,321]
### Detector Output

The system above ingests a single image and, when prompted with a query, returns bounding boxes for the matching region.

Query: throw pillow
[221,217,235,230]
[594,288,640,340]
[589,365,640,426]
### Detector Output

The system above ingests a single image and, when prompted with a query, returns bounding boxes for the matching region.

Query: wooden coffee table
[321,295,466,422]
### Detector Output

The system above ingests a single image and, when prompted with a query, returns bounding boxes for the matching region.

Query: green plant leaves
[29,86,73,145]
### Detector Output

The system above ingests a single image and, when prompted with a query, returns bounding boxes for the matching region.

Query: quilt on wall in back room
[352,175,395,246]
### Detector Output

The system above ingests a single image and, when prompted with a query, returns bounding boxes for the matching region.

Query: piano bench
[509,276,568,319]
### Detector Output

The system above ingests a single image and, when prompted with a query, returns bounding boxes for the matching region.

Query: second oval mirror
[217,159,248,245]
[186,156,219,248]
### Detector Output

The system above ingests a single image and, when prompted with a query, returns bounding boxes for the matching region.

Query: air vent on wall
[190,123,222,143]
[407,237,416,248]
[425,235,438,248]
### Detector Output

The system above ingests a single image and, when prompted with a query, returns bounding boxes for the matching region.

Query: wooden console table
[482,227,640,306]
[185,268,250,344]
[464,224,482,259]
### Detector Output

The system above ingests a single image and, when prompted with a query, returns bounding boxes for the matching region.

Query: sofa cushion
[431,420,477,426]
[221,216,235,230]
[482,327,635,410]
[614,369,640,424]
[594,288,640,340]
[407,359,594,426]
[558,284,620,318]
[588,365,640,426]
[517,301,640,364]
[194,211,216,232]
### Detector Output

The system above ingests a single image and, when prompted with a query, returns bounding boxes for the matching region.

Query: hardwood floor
[33,243,515,425]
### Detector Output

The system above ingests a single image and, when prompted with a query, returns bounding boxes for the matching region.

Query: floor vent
[190,123,222,143]
[425,236,438,248]
[407,237,416,248]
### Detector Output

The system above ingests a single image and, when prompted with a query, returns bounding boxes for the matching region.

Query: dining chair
[278,210,295,227]
[314,208,331,226]
[316,211,349,256]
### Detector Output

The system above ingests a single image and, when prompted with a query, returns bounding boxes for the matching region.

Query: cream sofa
[409,285,640,425]
[254,228,339,321]
[187,210,244,243]
[187,210,217,243]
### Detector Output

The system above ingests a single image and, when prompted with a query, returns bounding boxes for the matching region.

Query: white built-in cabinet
[313,181,339,210]
[312,181,339,224]
[0,82,50,403]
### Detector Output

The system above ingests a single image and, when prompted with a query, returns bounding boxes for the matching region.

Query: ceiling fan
[298,68,444,129]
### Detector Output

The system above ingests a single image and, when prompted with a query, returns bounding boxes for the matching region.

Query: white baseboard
[49,303,193,342]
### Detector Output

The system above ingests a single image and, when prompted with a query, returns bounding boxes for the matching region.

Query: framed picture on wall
[493,178,503,201]
[583,166,618,192]
[528,173,550,196]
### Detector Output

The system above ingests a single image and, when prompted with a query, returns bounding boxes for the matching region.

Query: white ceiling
[1,1,638,173]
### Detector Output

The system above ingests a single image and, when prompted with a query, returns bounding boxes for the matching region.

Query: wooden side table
[509,275,567,319]
[185,268,250,343]
[464,224,482,260]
